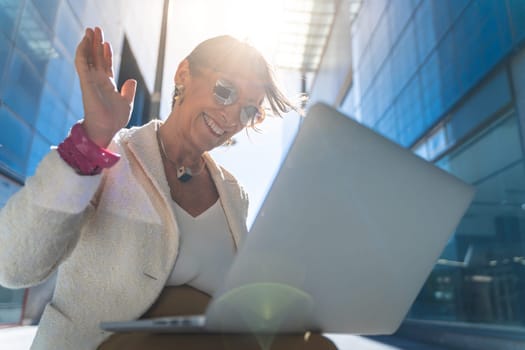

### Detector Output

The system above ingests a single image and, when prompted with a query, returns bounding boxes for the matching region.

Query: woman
[0,27,336,349]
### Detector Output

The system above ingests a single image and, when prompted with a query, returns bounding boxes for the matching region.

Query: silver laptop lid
[205,103,475,334]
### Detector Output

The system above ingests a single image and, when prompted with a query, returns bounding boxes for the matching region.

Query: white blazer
[0,121,249,349]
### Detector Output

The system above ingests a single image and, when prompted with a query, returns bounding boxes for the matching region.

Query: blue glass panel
[387,17,418,98]
[430,0,451,42]
[477,0,511,30]
[440,67,460,114]
[458,0,479,39]
[367,0,388,34]
[15,1,57,73]
[437,29,455,76]
[352,0,386,70]
[413,142,429,160]
[455,0,512,93]
[397,22,418,86]
[389,44,404,99]
[35,84,68,145]
[341,86,356,117]
[0,0,22,40]
[453,3,481,95]
[360,87,379,127]
[0,32,10,82]
[477,0,513,55]
[54,1,81,58]
[68,75,84,119]
[367,42,380,83]
[508,0,525,44]
[375,105,398,143]
[0,107,31,177]
[414,0,436,63]
[437,31,459,113]
[45,47,75,105]
[368,85,380,123]
[370,12,390,71]
[65,111,81,131]
[414,116,525,326]
[0,286,24,324]
[458,1,491,96]
[358,48,373,97]
[478,33,502,77]
[354,1,373,61]
[447,0,469,23]
[387,0,417,43]
[413,75,430,132]
[66,0,88,18]
[374,59,393,121]
[398,76,424,147]
[419,52,442,125]
[31,0,60,27]
[446,70,511,145]
[26,131,51,177]
[2,50,43,125]
[426,126,447,160]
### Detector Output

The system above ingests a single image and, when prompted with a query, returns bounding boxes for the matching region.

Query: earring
[174,84,185,105]
[223,138,236,146]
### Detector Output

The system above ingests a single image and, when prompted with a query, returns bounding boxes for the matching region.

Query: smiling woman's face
[173,60,267,153]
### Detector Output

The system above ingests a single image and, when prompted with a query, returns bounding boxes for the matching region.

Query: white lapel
[203,153,247,249]
[117,120,178,281]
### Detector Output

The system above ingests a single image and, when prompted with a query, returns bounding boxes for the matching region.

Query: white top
[166,199,236,295]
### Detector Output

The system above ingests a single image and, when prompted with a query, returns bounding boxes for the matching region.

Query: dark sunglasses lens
[214,80,236,105]
[240,106,261,126]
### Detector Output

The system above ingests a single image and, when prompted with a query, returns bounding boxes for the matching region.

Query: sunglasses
[213,79,264,127]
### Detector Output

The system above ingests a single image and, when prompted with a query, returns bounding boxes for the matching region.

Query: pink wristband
[57,123,120,175]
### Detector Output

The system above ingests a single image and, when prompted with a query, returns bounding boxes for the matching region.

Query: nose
[221,104,243,128]
[218,109,231,125]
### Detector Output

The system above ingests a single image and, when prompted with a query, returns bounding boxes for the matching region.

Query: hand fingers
[75,28,94,72]
[103,42,114,77]
[76,27,114,76]
[121,79,137,106]
[85,28,94,68]
[93,27,105,71]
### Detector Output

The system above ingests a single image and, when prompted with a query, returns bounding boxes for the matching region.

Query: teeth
[203,114,225,136]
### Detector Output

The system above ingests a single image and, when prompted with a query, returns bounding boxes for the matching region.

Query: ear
[174,59,191,85]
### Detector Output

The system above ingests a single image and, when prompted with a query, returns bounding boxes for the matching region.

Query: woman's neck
[158,117,204,169]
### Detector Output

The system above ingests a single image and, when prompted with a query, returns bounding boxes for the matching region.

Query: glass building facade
[1,0,525,347]
[310,0,525,344]
[0,0,164,324]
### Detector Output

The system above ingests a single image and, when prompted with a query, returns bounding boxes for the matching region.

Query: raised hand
[74,27,137,148]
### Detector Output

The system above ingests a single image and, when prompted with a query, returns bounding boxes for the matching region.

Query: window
[409,112,525,328]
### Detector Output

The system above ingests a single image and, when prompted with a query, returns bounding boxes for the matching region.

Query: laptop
[100,102,475,335]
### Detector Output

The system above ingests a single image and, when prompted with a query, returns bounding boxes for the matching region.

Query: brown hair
[171,35,298,123]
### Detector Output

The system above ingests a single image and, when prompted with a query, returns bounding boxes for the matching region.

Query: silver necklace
[156,124,205,182]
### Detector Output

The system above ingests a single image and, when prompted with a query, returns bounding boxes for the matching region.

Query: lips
[202,113,225,136]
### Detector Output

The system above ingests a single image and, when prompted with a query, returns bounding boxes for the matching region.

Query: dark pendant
[176,166,193,182]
